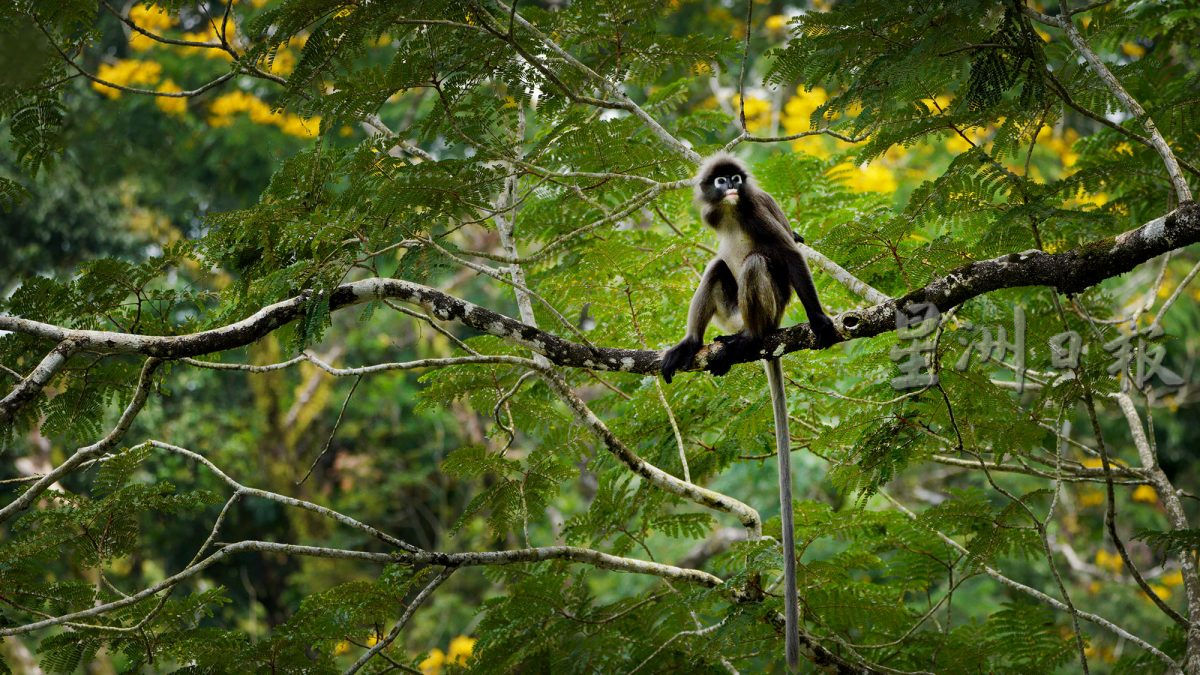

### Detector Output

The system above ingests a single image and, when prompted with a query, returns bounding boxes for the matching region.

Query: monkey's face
[701,171,745,205]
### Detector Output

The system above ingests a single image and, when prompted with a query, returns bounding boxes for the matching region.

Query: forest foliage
[1,0,1199,673]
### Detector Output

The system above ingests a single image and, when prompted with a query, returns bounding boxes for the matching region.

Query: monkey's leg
[661,259,736,382]
[707,253,777,376]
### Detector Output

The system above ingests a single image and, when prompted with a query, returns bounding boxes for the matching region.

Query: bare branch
[1050,3,1192,201]
[0,540,720,637]
[0,339,80,425]
[344,567,454,675]
[0,358,161,525]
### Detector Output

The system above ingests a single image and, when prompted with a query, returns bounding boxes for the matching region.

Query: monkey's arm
[786,252,838,347]
[756,192,838,348]
[661,259,736,382]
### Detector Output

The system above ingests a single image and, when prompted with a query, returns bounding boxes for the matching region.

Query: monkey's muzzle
[723,189,739,203]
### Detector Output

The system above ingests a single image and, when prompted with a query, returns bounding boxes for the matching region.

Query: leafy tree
[1,1,1198,673]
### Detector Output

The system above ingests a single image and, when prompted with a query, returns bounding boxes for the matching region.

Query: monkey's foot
[708,333,761,376]
[661,337,701,383]
[810,313,839,348]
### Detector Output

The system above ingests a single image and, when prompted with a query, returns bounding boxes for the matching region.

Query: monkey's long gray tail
[765,357,799,670]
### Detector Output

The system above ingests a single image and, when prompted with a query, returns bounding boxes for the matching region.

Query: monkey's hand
[661,337,701,383]
[792,230,805,244]
[810,313,838,348]
[708,333,760,376]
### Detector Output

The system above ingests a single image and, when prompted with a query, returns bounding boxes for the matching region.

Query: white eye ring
[731,175,742,186]
[715,177,727,188]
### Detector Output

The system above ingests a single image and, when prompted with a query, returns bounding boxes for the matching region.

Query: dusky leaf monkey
[660,153,838,670]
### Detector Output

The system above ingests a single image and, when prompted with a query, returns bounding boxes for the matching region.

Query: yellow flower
[447,635,476,665]
[1095,549,1123,573]
[366,634,380,647]
[1121,42,1146,59]
[420,648,445,675]
[945,134,973,154]
[1078,490,1105,507]
[1132,484,1158,504]
[919,95,952,113]
[1145,584,1171,602]
[206,90,319,137]
[129,32,157,52]
[130,4,173,32]
[782,86,828,134]
[279,114,321,138]
[181,24,235,59]
[92,59,163,98]
[1075,190,1108,208]
[1035,28,1051,43]
[1087,580,1102,594]
[1162,570,1185,587]
[1115,142,1133,156]
[155,79,187,116]
[269,48,297,76]
[765,14,788,34]
[829,162,897,193]
[333,640,350,655]
[946,126,990,154]
[731,94,772,133]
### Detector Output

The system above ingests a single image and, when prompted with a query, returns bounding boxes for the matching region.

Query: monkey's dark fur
[660,153,837,671]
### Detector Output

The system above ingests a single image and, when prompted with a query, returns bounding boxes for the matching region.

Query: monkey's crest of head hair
[694,152,752,202]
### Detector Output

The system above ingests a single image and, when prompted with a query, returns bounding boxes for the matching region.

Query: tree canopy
[1,0,1199,673]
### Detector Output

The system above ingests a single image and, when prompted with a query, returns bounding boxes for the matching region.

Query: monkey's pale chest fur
[713,205,754,280]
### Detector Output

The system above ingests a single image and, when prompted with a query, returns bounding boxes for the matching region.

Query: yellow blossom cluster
[1145,583,1172,602]
[829,161,898,193]
[420,635,476,674]
[268,48,297,76]
[131,4,172,31]
[207,90,321,138]
[1121,41,1146,59]
[789,85,897,193]
[1094,549,1123,573]
[128,4,174,51]
[181,23,236,59]
[1069,187,1108,210]
[780,86,834,157]
[730,94,772,134]
[1131,484,1158,503]
[92,59,163,99]
[155,79,187,116]
[765,14,789,35]
[1037,126,1080,167]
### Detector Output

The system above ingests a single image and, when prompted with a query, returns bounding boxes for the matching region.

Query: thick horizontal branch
[3,204,1195,383]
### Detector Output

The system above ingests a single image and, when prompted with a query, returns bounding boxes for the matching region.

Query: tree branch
[4,204,1195,387]
[1049,2,1193,201]
[0,540,721,637]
